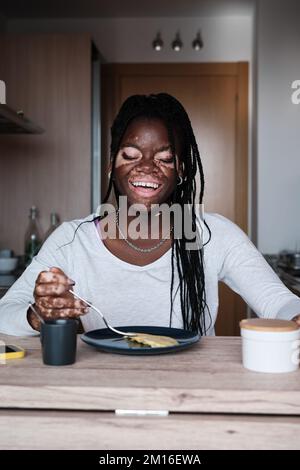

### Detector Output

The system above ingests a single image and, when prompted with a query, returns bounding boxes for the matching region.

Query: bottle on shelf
[44,212,60,241]
[24,206,42,267]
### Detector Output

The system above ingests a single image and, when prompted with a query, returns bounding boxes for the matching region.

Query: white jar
[240,319,300,373]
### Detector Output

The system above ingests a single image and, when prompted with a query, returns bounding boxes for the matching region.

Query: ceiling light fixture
[171,33,183,52]
[152,32,164,51]
[192,32,204,51]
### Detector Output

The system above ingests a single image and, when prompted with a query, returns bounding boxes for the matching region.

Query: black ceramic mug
[40,319,78,366]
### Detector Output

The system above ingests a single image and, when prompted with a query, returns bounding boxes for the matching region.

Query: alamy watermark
[95,197,205,250]
[291,80,300,104]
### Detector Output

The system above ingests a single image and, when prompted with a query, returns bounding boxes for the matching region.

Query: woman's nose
[136,158,157,173]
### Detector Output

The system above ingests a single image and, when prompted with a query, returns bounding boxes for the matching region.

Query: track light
[171,33,183,52]
[152,33,163,51]
[192,32,204,51]
[152,31,203,52]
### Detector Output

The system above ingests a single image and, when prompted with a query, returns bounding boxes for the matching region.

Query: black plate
[81,326,200,355]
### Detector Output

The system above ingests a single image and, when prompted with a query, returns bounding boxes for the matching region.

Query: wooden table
[0,335,299,450]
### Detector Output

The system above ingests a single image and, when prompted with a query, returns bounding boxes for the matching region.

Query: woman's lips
[129,181,163,198]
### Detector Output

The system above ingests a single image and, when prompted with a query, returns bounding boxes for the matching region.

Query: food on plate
[125,333,179,348]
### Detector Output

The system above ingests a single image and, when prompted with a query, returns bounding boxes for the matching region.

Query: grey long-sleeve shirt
[0,212,300,336]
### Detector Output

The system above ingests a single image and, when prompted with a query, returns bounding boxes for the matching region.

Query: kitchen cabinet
[0,33,101,255]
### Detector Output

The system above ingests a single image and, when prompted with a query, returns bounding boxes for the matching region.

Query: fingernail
[84,308,89,313]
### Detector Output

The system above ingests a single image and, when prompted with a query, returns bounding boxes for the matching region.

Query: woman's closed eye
[120,151,141,161]
[156,154,176,165]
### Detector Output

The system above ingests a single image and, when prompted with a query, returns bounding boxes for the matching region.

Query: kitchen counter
[0,334,299,450]
[278,268,300,297]
[0,286,9,299]
[263,254,300,298]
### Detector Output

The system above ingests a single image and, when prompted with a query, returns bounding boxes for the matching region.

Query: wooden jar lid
[240,318,299,332]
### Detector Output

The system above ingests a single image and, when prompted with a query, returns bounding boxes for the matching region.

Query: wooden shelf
[0,103,44,134]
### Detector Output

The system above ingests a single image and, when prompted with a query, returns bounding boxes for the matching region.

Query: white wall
[7,16,252,62]
[256,0,300,253]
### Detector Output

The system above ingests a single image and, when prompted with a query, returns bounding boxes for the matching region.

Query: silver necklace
[115,209,173,253]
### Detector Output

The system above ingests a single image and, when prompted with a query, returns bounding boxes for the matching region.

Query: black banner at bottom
[0,450,296,465]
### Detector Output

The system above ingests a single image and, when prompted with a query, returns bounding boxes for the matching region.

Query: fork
[69,289,137,338]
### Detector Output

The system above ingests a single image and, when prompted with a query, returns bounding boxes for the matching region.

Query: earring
[177,176,183,185]
[108,170,112,180]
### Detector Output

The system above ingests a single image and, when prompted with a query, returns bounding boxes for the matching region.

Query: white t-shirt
[0,212,300,336]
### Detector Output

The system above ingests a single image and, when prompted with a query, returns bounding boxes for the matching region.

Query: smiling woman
[0,93,300,339]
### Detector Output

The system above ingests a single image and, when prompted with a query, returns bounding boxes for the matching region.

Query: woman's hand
[28,267,89,329]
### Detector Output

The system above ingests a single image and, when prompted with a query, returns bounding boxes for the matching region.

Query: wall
[7,16,252,62]
[256,0,300,253]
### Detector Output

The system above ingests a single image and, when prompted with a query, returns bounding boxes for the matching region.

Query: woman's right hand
[28,267,89,329]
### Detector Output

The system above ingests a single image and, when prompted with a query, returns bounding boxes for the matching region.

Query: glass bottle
[24,206,42,266]
[44,212,60,241]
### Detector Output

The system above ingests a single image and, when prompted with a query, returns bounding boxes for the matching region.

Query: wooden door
[101,63,248,335]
